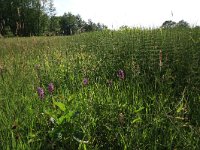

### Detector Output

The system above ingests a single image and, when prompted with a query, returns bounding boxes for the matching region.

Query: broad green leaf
[57,111,74,124]
[64,111,74,121]
[57,115,66,125]
[54,101,66,111]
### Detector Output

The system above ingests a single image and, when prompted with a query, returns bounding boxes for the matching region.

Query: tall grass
[0,28,200,149]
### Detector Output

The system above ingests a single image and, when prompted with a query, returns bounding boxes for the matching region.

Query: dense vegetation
[0,27,199,149]
[0,0,107,37]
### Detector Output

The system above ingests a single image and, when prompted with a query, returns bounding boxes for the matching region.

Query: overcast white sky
[54,0,200,29]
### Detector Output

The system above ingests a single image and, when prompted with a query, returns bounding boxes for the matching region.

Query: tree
[49,16,61,35]
[0,0,107,37]
[161,20,190,29]
[60,12,78,35]
[194,25,200,29]
[0,0,56,36]
[84,19,98,32]
[161,20,176,28]
[75,14,85,33]
[176,20,190,28]
[97,22,107,31]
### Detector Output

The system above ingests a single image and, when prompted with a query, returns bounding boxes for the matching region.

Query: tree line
[161,20,190,28]
[0,0,107,37]
[161,20,200,29]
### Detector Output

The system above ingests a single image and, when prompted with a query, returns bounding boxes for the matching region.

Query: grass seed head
[34,64,40,70]
[118,113,125,126]
[0,63,5,74]
[159,50,163,67]
[48,83,54,94]
[107,79,113,86]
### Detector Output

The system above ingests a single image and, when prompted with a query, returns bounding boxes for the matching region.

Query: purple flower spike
[117,69,125,80]
[83,78,89,85]
[48,83,54,94]
[37,87,45,99]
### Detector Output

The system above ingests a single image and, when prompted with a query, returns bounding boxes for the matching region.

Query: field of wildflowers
[0,28,200,149]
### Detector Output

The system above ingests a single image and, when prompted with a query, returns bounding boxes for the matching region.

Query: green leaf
[131,117,142,124]
[64,111,74,121]
[83,144,87,150]
[54,101,66,111]
[56,111,74,124]
[57,115,66,125]
[134,107,144,113]
[44,110,57,119]
[176,102,184,113]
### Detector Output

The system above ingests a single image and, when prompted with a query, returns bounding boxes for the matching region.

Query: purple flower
[83,78,89,85]
[117,69,125,80]
[48,83,54,94]
[37,87,45,99]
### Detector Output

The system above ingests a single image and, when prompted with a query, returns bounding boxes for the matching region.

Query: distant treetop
[161,20,190,29]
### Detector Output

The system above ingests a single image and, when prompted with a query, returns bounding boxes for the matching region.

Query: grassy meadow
[0,28,200,149]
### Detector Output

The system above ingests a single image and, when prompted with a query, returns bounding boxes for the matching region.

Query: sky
[54,0,200,29]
